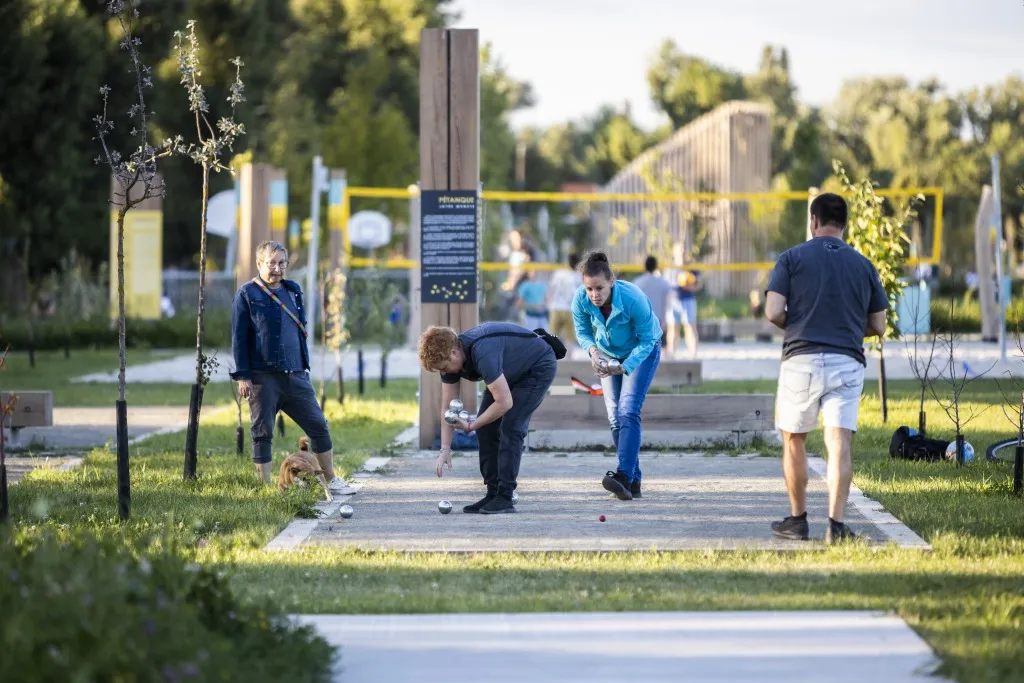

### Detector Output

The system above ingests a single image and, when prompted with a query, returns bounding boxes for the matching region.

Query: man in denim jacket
[230,241,341,491]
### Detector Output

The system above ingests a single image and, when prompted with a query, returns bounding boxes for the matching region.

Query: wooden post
[328,169,347,269]
[235,163,273,290]
[418,28,481,448]
[269,168,288,247]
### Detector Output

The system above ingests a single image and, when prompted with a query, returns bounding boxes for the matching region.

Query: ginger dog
[278,436,333,502]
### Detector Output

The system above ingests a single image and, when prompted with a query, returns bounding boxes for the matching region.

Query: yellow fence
[339,186,944,273]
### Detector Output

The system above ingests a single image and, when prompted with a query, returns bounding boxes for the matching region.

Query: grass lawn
[1,347,238,407]
[7,376,1024,682]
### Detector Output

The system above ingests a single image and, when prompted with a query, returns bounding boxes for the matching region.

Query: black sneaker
[479,495,516,515]
[462,494,494,514]
[602,471,633,501]
[825,519,857,545]
[630,480,642,498]
[770,513,809,541]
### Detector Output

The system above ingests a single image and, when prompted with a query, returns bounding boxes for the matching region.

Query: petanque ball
[339,504,354,519]
[599,515,606,522]
[449,398,464,413]
[438,500,453,514]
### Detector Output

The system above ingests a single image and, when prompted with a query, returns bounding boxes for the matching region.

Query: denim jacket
[230,278,310,380]
[571,279,663,375]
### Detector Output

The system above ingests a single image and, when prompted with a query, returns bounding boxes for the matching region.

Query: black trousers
[246,370,332,464]
[474,358,557,497]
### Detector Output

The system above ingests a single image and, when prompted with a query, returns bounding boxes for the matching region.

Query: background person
[764,192,888,545]
[516,270,549,329]
[418,322,558,515]
[633,254,672,345]
[546,252,583,354]
[230,240,342,492]
[571,250,662,501]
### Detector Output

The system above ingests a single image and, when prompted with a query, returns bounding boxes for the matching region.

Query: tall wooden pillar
[418,28,481,448]
[327,169,348,269]
[236,163,272,290]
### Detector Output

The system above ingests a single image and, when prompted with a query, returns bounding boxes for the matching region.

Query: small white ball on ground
[438,500,453,514]
[339,504,354,519]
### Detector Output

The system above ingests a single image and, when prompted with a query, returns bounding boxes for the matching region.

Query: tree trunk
[358,349,365,395]
[0,411,8,523]
[380,351,387,388]
[184,165,211,480]
[116,207,130,517]
[336,353,345,406]
[878,344,888,424]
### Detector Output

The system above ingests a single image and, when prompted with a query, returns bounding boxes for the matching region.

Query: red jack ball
[598,515,606,522]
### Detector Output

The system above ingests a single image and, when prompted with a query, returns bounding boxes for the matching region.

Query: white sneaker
[327,477,349,494]
[512,490,519,503]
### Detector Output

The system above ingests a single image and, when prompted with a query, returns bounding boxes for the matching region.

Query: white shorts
[775,353,864,433]
[668,298,697,326]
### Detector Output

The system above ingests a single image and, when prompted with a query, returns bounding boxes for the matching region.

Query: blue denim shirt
[230,278,310,380]
[571,279,662,375]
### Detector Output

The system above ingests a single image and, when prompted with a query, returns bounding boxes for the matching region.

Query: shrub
[0,529,337,682]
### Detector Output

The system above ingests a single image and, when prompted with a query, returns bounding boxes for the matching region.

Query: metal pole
[992,153,1006,362]
[306,155,327,345]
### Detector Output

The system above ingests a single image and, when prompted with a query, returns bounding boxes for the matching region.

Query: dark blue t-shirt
[766,236,889,366]
[276,287,305,371]
[441,322,554,387]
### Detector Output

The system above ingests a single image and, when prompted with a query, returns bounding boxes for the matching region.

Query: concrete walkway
[70,339,1024,384]
[5,406,190,452]
[297,611,947,683]
[270,451,928,552]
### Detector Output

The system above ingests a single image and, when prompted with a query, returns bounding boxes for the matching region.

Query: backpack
[889,426,948,462]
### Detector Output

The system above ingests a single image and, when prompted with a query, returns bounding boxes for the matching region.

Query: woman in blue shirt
[571,250,662,501]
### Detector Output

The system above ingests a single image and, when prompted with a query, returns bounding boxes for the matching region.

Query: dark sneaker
[462,494,494,514]
[770,514,809,541]
[825,519,857,545]
[602,471,633,501]
[479,495,516,515]
[630,480,642,498]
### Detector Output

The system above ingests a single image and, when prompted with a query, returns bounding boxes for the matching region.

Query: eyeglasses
[261,260,288,270]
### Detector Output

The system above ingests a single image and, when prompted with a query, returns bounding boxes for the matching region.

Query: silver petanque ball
[449,398,464,413]
[438,500,453,514]
[458,410,470,422]
[339,504,354,519]
[444,409,460,426]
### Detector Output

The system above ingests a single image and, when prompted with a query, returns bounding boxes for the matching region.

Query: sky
[451,0,1023,132]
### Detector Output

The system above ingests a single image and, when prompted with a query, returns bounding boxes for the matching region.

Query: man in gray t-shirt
[764,192,888,546]
[419,322,558,514]
[633,255,672,340]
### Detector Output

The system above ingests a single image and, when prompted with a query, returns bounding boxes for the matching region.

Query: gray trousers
[246,370,332,464]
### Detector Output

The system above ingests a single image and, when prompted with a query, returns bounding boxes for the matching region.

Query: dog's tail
[298,435,311,451]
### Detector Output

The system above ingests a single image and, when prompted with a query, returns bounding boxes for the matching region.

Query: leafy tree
[833,159,923,422]
[647,39,746,130]
[93,0,172,520]
[171,21,246,481]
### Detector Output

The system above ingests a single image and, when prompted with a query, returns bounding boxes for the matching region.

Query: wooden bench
[552,359,702,392]
[528,393,776,450]
[1,391,54,428]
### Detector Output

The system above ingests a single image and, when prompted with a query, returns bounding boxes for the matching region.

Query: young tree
[929,296,995,465]
[323,267,350,406]
[901,278,943,435]
[94,0,172,520]
[832,159,922,422]
[172,21,246,480]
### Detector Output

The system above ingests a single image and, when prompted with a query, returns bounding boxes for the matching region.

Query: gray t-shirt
[277,287,306,371]
[633,273,672,329]
[441,322,554,387]
[766,236,889,366]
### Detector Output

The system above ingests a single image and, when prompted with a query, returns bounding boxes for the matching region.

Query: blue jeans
[246,370,333,464]
[600,345,660,483]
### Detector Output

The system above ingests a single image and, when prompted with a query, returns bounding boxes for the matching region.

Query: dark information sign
[420,189,478,303]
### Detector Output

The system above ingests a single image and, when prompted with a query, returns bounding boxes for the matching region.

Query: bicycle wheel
[985,437,1019,463]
